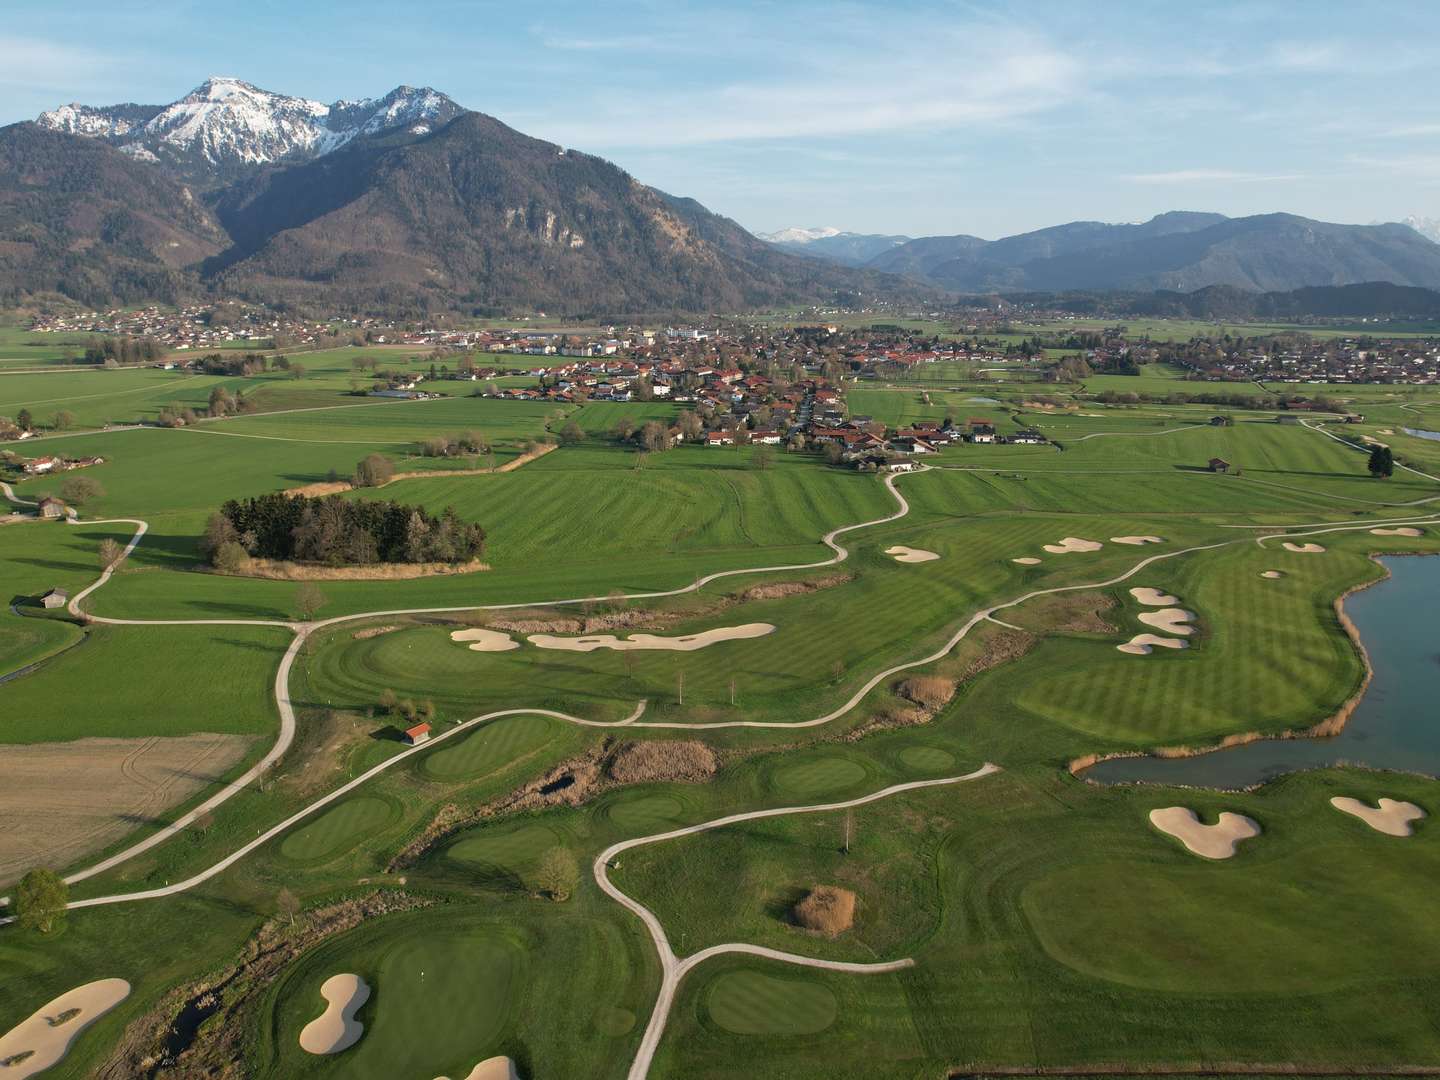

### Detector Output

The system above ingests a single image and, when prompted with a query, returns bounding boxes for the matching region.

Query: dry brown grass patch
[208,557,488,581]
[352,624,400,640]
[738,573,851,602]
[793,885,856,936]
[898,675,958,710]
[1010,590,1116,634]
[608,740,718,784]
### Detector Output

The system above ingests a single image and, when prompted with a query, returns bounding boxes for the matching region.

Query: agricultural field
[4,364,1440,1080]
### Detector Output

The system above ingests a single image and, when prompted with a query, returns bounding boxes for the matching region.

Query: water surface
[1087,555,1440,789]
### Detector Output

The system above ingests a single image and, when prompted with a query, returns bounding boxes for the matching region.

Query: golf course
[4,347,1440,1080]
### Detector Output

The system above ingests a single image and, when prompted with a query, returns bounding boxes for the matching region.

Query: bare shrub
[897,675,957,711]
[609,740,717,784]
[793,885,856,936]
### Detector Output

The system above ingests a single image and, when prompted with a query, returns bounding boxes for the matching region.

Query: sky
[2,0,1438,239]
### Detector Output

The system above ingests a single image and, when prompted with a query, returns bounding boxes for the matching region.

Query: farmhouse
[40,587,68,609]
[705,431,735,446]
[36,497,67,519]
[23,456,59,474]
[403,722,431,745]
[1208,457,1231,473]
[968,424,997,444]
[1007,430,1047,445]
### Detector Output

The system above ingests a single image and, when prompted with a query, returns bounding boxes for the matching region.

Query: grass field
[5,353,1440,1080]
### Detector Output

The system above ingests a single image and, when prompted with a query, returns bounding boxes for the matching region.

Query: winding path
[594,765,1000,1080]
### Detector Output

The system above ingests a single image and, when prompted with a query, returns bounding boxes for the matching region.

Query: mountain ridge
[872,212,1440,293]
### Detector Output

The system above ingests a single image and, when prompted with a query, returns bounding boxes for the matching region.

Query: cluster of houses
[1179,338,1440,385]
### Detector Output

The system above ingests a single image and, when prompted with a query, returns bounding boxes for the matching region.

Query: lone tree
[1368,445,1395,478]
[352,453,394,488]
[558,419,586,445]
[60,476,103,505]
[534,847,579,901]
[98,537,123,569]
[15,868,68,934]
[295,582,327,621]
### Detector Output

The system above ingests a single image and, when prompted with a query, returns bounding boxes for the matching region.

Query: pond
[1402,427,1440,441]
[1086,555,1440,789]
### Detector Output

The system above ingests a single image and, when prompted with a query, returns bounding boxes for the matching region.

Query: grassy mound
[771,757,869,798]
[420,714,555,781]
[706,969,838,1035]
[898,745,955,772]
[278,796,397,864]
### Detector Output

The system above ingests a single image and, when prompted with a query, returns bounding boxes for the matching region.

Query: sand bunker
[1149,807,1261,859]
[299,974,370,1055]
[1111,535,1165,546]
[1260,570,1284,579]
[1282,542,1325,553]
[437,1057,522,1080]
[0,979,130,1079]
[1117,634,1190,655]
[1012,557,1042,565]
[1330,796,1427,837]
[1370,527,1423,537]
[449,628,520,652]
[1137,608,1197,635]
[528,623,775,652]
[1043,537,1103,554]
[885,546,940,563]
[1129,587,1180,606]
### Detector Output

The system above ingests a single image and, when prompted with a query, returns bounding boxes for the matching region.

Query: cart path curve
[594,764,1001,1080]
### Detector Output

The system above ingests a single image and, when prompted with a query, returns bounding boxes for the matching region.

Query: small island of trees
[203,492,485,569]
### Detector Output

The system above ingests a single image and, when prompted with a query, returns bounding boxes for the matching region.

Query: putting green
[898,746,955,772]
[604,793,688,831]
[772,757,869,798]
[447,823,563,884]
[706,969,838,1035]
[279,796,397,863]
[421,713,555,781]
[282,926,517,1078]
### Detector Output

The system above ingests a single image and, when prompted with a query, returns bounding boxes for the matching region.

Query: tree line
[203,493,486,568]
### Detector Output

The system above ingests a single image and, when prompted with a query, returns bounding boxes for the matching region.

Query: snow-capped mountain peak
[757,226,844,244]
[37,78,465,179]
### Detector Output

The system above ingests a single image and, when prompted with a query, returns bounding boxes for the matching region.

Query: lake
[1085,555,1440,789]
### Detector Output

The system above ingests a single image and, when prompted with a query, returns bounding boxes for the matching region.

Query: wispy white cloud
[1267,40,1344,71]
[0,35,117,93]
[1124,169,1302,185]
[513,30,1086,147]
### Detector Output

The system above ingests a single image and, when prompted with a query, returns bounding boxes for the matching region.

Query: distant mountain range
[4,78,920,315]
[766,211,1440,294]
[756,226,912,267]
[6,76,1440,315]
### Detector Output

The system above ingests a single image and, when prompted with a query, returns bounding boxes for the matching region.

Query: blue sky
[2,0,1437,238]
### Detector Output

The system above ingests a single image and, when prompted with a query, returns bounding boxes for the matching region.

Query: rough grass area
[608,740,718,784]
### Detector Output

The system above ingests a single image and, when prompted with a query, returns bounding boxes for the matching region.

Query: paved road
[593,765,1001,1080]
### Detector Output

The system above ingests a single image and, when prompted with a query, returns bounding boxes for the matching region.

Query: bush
[793,885,855,935]
[214,541,249,573]
[353,453,394,488]
[534,847,579,901]
[897,675,957,711]
[15,867,68,934]
[59,475,103,505]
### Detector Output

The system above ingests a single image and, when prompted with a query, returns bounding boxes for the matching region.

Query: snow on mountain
[37,78,464,176]
[1402,216,1440,244]
[757,226,844,244]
